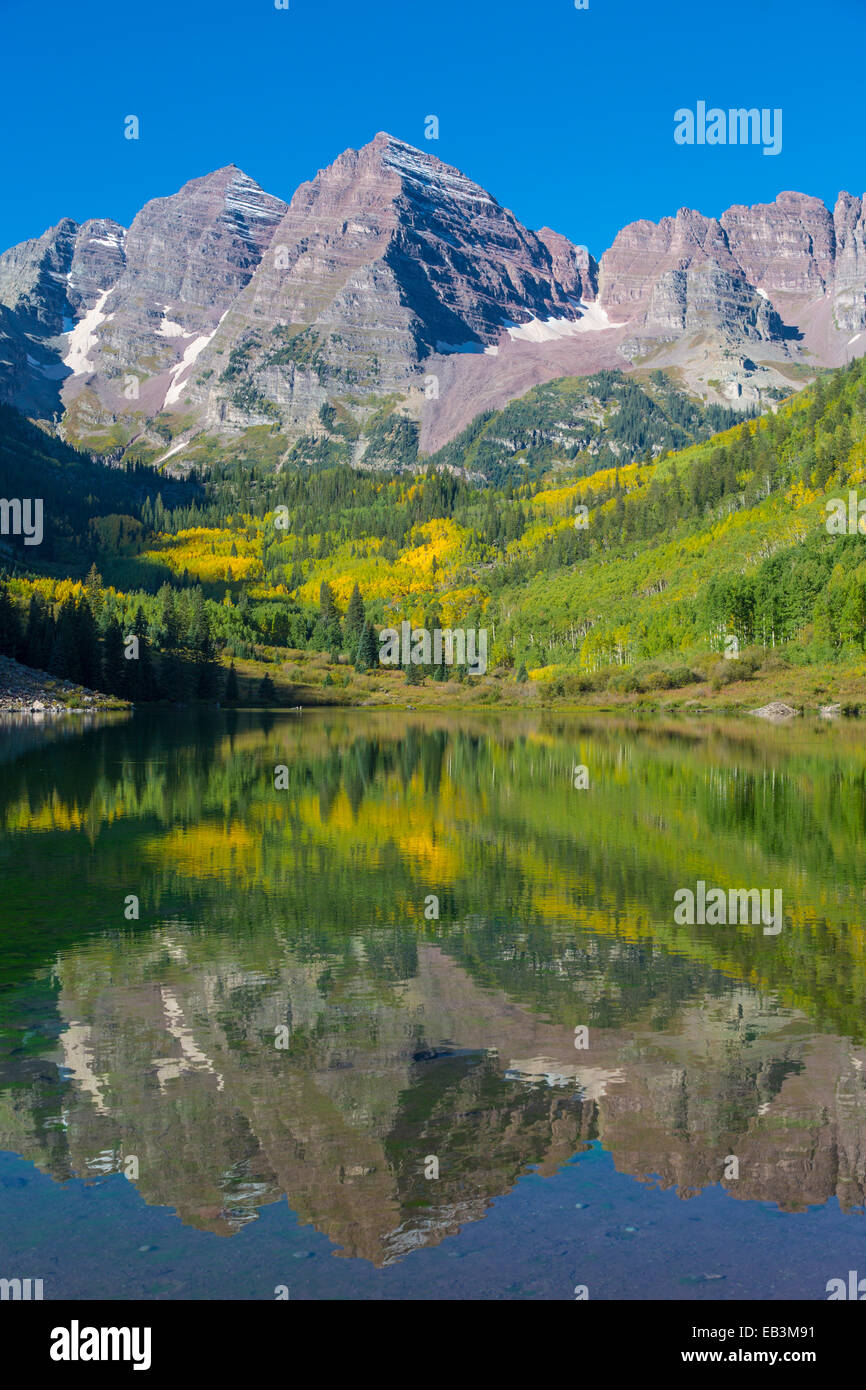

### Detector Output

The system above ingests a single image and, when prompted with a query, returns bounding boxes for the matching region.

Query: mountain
[1,133,865,468]
[596,192,866,400]
[421,192,866,453]
[0,166,287,442]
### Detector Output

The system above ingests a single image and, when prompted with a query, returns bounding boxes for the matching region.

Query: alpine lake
[2,707,866,1301]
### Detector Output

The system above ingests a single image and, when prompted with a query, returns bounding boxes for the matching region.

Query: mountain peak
[2,138,866,457]
[179,163,272,197]
[368,131,423,152]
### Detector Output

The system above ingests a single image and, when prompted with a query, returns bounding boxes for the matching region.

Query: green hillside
[427,368,749,484]
[0,357,864,710]
[486,359,865,684]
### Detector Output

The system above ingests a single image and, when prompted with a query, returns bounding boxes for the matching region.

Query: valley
[3,0,866,1322]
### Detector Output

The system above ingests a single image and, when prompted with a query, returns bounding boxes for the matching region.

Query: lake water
[2,709,866,1300]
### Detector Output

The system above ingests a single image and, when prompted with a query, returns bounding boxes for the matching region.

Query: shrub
[710,650,761,689]
[540,670,601,702]
[642,664,698,691]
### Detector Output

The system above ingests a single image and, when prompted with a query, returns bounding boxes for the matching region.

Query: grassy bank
[219,646,866,716]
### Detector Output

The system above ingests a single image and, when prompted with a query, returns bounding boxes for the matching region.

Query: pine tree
[344,583,366,649]
[158,650,191,702]
[271,609,290,647]
[24,593,53,670]
[127,609,155,702]
[224,662,240,703]
[258,672,276,704]
[50,597,79,680]
[75,598,101,689]
[187,588,213,656]
[157,584,179,649]
[193,592,220,700]
[319,580,338,624]
[101,616,126,696]
[84,564,104,621]
[355,621,379,672]
[0,585,21,659]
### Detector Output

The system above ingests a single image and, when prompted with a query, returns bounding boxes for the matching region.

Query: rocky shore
[0,656,124,715]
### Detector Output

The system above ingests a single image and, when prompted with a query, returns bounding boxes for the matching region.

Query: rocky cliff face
[597,207,787,348]
[183,134,587,437]
[96,164,286,344]
[62,166,288,427]
[0,137,865,460]
[67,219,127,314]
[0,219,81,415]
[833,192,866,333]
[0,217,78,332]
[0,167,287,430]
[589,191,866,410]
[536,225,598,302]
[598,209,738,324]
[719,192,836,296]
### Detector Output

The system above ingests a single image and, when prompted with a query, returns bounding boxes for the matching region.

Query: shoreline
[0,652,861,723]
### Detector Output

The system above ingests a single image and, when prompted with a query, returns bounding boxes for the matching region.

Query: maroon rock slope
[0,135,864,456]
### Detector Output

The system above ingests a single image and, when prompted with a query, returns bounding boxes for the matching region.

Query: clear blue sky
[3,0,864,257]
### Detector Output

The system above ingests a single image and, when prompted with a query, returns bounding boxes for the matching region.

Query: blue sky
[3,0,864,256]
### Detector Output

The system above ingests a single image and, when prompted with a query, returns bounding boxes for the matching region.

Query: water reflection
[1,710,865,1267]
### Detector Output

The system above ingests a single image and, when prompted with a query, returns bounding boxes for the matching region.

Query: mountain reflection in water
[1,709,865,1271]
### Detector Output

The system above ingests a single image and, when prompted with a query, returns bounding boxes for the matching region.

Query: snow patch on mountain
[382,140,494,207]
[162,310,228,407]
[158,309,187,338]
[505,300,617,343]
[155,434,193,464]
[163,334,213,405]
[224,172,282,221]
[62,289,112,375]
